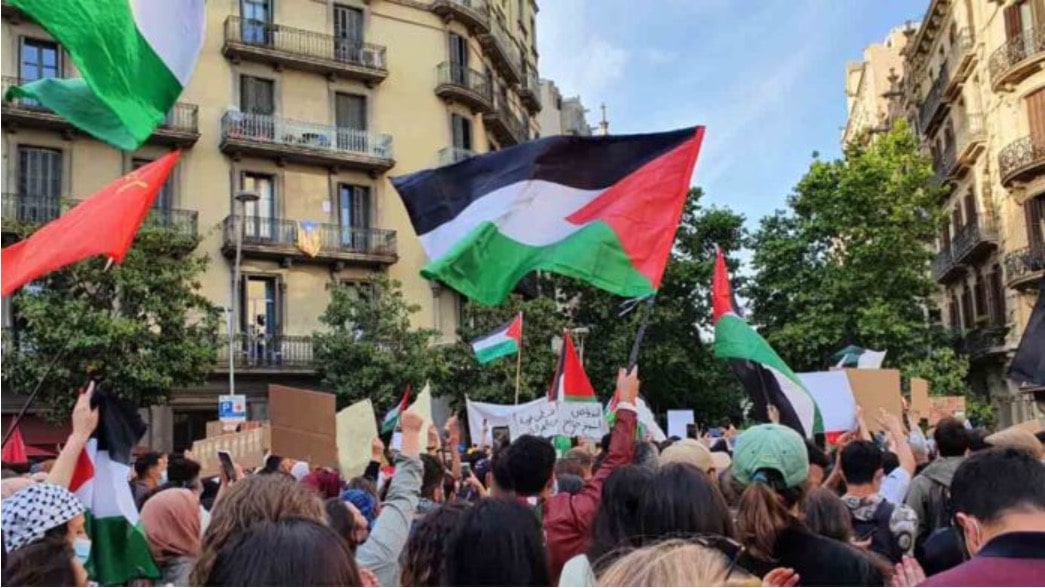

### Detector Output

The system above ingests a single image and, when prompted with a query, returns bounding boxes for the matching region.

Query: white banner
[466,397,608,441]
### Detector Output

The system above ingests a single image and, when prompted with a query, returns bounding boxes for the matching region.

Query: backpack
[915,479,964,575]
[851,500,905,563]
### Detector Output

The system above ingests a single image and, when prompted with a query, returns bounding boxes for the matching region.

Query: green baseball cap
[732,424,809,489]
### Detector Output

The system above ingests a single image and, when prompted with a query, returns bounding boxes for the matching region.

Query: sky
[536,0,926,229]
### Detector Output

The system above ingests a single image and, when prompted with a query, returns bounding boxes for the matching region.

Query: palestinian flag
[711,247,822,438]
[471,313,523,364]
[1008,279,1044,386]
[831,345,887,369]
[4,0,205,150]
[391,127,705,305]
[548,330,596,402]
[380,385,411,435]
[70,390,159,585]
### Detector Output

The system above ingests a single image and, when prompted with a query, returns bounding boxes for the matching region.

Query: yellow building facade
[902,0,1044,426]
[843,25,911,146]
[1,0,541,449]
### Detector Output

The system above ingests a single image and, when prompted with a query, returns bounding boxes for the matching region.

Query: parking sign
[219,394,247,423]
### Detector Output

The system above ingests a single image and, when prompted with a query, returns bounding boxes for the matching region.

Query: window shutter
[1004,3,1023,41]
[1027,195,1045,249]
[964,191,978,226]
[1026,88,1045,147]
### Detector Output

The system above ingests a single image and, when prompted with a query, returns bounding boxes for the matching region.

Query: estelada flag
[392,127,705,305]
[711,246,823,438]
[548,330,597,402]
[1,151,180,296]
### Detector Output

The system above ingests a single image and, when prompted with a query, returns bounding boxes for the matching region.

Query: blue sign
[219,394,247,423]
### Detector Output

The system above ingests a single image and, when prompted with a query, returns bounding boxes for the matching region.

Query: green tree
[314,274,446,410]
[3,226,219,417]
[748,123,961,378]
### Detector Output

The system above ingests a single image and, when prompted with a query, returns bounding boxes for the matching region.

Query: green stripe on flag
[84,513,159,586]
[423,220,654,306]
[8,0,183,150]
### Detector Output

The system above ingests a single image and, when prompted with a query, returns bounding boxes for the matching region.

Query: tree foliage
[747,123,962,381]
[3,227,219,417]
[314,274,447,410]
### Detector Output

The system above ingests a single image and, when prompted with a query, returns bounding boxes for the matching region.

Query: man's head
[840,440,883,488]
[134,452,165,486]
[420,454,445,502]
[951,447,1045,555]
[805,440,830,488]
[262,454,284,474]
[499,435,556,497]
[167,455,202,493]
[934,417,970,458]
[563,448,594,480]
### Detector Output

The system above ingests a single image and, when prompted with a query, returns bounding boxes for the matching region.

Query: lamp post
[229,189,259,395]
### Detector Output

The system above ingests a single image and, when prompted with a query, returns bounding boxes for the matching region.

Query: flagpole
[626,296,657,371]
[514,343,523,405]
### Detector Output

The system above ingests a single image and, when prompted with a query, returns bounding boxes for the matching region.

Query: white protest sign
[558,401,607,439]
[667,409,695,439]
[510,398,561,438]
[798,370,857,434]
[467,397,545,443]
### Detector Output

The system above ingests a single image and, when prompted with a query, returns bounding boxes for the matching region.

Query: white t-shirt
[559,553,596,587]
[880,467,911,504]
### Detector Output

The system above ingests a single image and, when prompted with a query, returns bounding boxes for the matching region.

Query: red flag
[548,330,596,402]
[1,426,28,464]
[1,151,181,296]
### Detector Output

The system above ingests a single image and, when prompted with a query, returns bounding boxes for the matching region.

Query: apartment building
[843,25,911,146]
[0,0,541,450]
[902,0,1044,426]
[538,78,594,137]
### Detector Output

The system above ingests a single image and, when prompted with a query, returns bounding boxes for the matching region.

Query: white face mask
[73,537,92,566]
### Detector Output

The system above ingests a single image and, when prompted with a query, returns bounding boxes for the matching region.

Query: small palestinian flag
[471,313,523,364]
[711,246,823,438]
[831,345,887,369]
[380,385,411,435]
[391,127,705,305]
[70,389,159,585]
[548,330,596,402]
[4,0,205,150]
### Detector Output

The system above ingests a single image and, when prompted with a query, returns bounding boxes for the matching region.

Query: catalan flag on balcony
[297,221,322,257]
[3,0,205,151]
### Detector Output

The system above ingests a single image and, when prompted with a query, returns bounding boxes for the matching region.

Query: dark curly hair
[1,527,78,587]
[398,501,469,586]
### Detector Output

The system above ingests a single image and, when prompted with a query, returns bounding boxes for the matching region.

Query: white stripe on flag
[130,0,205,85]
[766,366,818,438]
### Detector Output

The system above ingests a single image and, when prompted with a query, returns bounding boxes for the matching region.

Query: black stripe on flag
[391,127,697,236]
[91,388,148,466]
[729,359,807,438]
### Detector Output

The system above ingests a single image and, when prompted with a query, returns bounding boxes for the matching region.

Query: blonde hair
[597,540,758,587]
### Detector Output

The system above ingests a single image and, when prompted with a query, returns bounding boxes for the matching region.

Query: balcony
[478,18,522,84]
[430,0,490,34]
[222,16,387,86]
[962,325,1008,361]
[482,100,527,146]
[953,112,986,172]
[435,62,493,114]
[931,140,957,189]
[998,136,1045,187]
[989,25,1045,92]
[943,28,976,100]
[952,218,998,266]
[439,146,476,166]
[214,333,315,374]
[932,247,960,283]
[220,112,394,173]
[1004,246,1045,290]
[221,215,397,267]
[2,77,200,146]
[919,68,950,134]
[1,193,198,242]
[518,71,541,114]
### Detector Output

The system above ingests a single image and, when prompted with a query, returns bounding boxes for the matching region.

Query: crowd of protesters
[1,366,1044,587]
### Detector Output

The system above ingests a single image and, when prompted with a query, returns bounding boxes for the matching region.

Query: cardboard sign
[928,395,966,426]
[910,378,931,419]
[845,368,904,420]
[336,398,378,479]
[191,426,270,478]
[268,385,337,468]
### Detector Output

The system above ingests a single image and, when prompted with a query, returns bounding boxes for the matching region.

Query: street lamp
[229,189,259,395]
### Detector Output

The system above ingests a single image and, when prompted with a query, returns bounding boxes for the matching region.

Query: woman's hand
[762,567,799,587]
[891,556,926,587]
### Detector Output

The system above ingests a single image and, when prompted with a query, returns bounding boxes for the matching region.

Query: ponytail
[735,474,804,562]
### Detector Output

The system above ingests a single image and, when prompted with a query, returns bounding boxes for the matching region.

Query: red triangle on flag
[712,245,736,324]
[1,425,28,464]
[548,330,597,402]
[505,312,523,343]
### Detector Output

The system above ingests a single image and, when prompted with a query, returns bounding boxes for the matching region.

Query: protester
[202,517,362,586]
[631,440,659,471]
[658,438,731,477]
[398,501,469,586]
[493,367,640,582]
[985,427,1044,460]
[132,451,168,509]
[801,486,856,544]
[905,416,968,571]
[596,539,774,587]
[894,447,1045,587]
[638,462,735,540]
[1,483,90,587]
[838,439,917,563]
[418,454,445,518]
[443,498,550,586]
[343,488,378,532]
[140,488,201,586]
[732,424,885,586]
[559,465,654,586]
[562,447,595,480]
[805,440,831,488]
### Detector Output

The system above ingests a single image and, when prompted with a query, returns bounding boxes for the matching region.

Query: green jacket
[904,456,965,541]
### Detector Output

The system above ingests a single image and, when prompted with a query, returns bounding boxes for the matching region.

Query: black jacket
[739,525,886,587]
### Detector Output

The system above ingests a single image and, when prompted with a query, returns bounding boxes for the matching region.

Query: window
[241,172,275,239]
[951,206,963,235]
[240,75,275,115]
[960,287,973,331]
[987,264,1006,327]
[18,146,62,223]
[973,271,987,320]
[449,33,469,85]
[240,275,282,365]
[963,191,978,228]
[334,5,364,62]
[133,158,172,211]
[1027,194,1045,250]
[452,113,473,151]
[338,184,371,250]
[20,38,59,82]
[1027,87,1045,149]
[240,0,271,44]
[335,93,366,130]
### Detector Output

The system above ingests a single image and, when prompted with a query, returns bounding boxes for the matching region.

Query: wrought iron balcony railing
[931,247,955,282]
[998,135,1045,186]
[932,140,957,186]
[223,16,387,76]
[480,17,522,83]
[439,146,477,166]
[919,68,950,132]
[962,325,1007,359]
[215,333,314,370]
[519,70,542,112]
[220,112,394,160]
[430,0,490,32]
[1004,245,1045,287]
[221,215,397,260]
[2,193,198,240]
[435,61,493,112]
[988,25,1045,87]
[951,218,998,263]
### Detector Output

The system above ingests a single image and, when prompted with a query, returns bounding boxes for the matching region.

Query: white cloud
[536,2,629,103]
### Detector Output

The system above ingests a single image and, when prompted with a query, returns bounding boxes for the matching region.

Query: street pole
[230,190,259,395]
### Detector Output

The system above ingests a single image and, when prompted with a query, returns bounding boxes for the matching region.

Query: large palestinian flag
[471,313,523,364]
[70,390,159,585]
[4,0,205,150]
[711,247,822,438]
[548,330,596,402]
[391,127,705,305]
